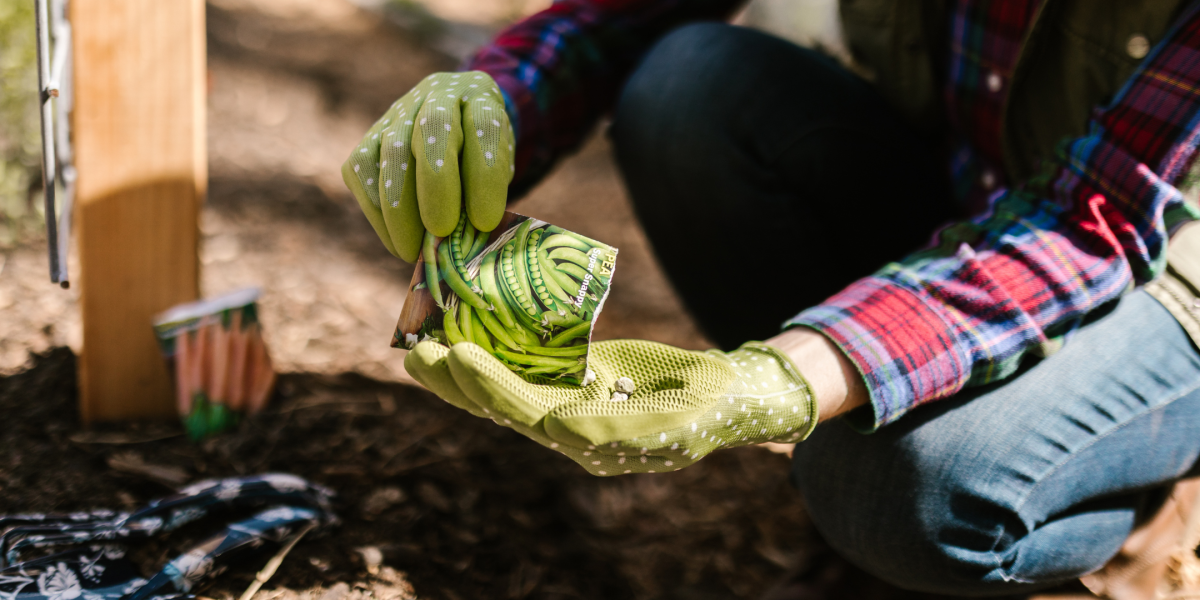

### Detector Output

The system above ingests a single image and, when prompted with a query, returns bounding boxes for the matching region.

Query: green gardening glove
[405,339,819,476]
[342,71,515,262]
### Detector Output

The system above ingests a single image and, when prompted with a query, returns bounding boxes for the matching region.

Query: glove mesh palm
[342,71,514,261]
[406,339,818,476]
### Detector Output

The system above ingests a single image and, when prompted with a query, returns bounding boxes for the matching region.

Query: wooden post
[72,0,206,421]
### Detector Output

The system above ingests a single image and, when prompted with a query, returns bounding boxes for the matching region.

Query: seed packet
[394,211,618,385]
[153,288,276,440]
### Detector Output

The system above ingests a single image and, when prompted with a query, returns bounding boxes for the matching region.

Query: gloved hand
[342,71,515,262]
[405,339,819,476]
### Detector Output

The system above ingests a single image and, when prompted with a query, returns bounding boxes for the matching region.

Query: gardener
[342,1,1200,597]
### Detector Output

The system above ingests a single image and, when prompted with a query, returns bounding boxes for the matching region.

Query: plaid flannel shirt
[466,0,1200,429]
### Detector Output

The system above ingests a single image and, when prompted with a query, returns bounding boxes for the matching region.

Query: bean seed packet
[394,211,618,385]
[153,288,276,440]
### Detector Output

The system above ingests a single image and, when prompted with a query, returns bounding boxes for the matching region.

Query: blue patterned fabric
[0,474,336,600]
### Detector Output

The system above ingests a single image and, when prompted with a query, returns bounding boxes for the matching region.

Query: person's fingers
[460,73,512,233]
[558,444,683,476]
[493,411,681,477]
[414,75,464,237]
[378,101,423,261]
[343,113,398,257]
[543,391,713,452]
[442,341,690,476]
[541,341,730,451]
[447,342,589,427]
[404,341,487,418]
[342,159,397,257]
[344,72,514,259]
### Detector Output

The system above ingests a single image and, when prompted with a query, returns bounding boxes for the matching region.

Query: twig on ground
[106,452,191,487]
[237,520,317,600]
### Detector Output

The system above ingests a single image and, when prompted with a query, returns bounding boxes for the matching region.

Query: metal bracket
[34,0,73,288]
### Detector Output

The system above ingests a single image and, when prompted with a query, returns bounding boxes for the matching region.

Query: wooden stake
[72,0,206,421]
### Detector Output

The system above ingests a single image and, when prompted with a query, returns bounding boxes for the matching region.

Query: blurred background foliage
[0,0,44,249]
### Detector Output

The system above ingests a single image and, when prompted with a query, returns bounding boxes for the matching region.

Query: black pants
[610,23,955,349]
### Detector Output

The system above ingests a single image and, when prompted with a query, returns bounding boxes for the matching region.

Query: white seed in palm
[614,377,635,394]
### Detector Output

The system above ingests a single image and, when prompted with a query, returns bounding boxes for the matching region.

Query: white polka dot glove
[404,339,819,476]
[342,71,515,262]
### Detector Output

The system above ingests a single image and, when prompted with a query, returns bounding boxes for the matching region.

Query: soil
[0,347,825,600]
[2,349,1097,600]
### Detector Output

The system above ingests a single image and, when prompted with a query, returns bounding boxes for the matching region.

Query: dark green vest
[840,0,1189,180]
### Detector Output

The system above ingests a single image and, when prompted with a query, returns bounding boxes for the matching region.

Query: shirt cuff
[784,276,973,431]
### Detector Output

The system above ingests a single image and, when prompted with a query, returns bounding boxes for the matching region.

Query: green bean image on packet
[393,211,618,385]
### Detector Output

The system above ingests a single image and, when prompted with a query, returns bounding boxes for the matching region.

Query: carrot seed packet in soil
[394,211,618,385]
[153,288,277,440]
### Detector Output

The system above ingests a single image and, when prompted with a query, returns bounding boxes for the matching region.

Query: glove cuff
[722,342,820,445]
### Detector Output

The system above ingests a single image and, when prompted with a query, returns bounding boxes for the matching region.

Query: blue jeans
[792,291,1200,595]
[610,23,1200,596]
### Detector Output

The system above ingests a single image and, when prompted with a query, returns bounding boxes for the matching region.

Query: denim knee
[790,293,1200,595]
[791,409,1029,596]
[791,402,1160,596]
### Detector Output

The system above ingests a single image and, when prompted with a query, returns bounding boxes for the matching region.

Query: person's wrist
[764,327,868,422]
